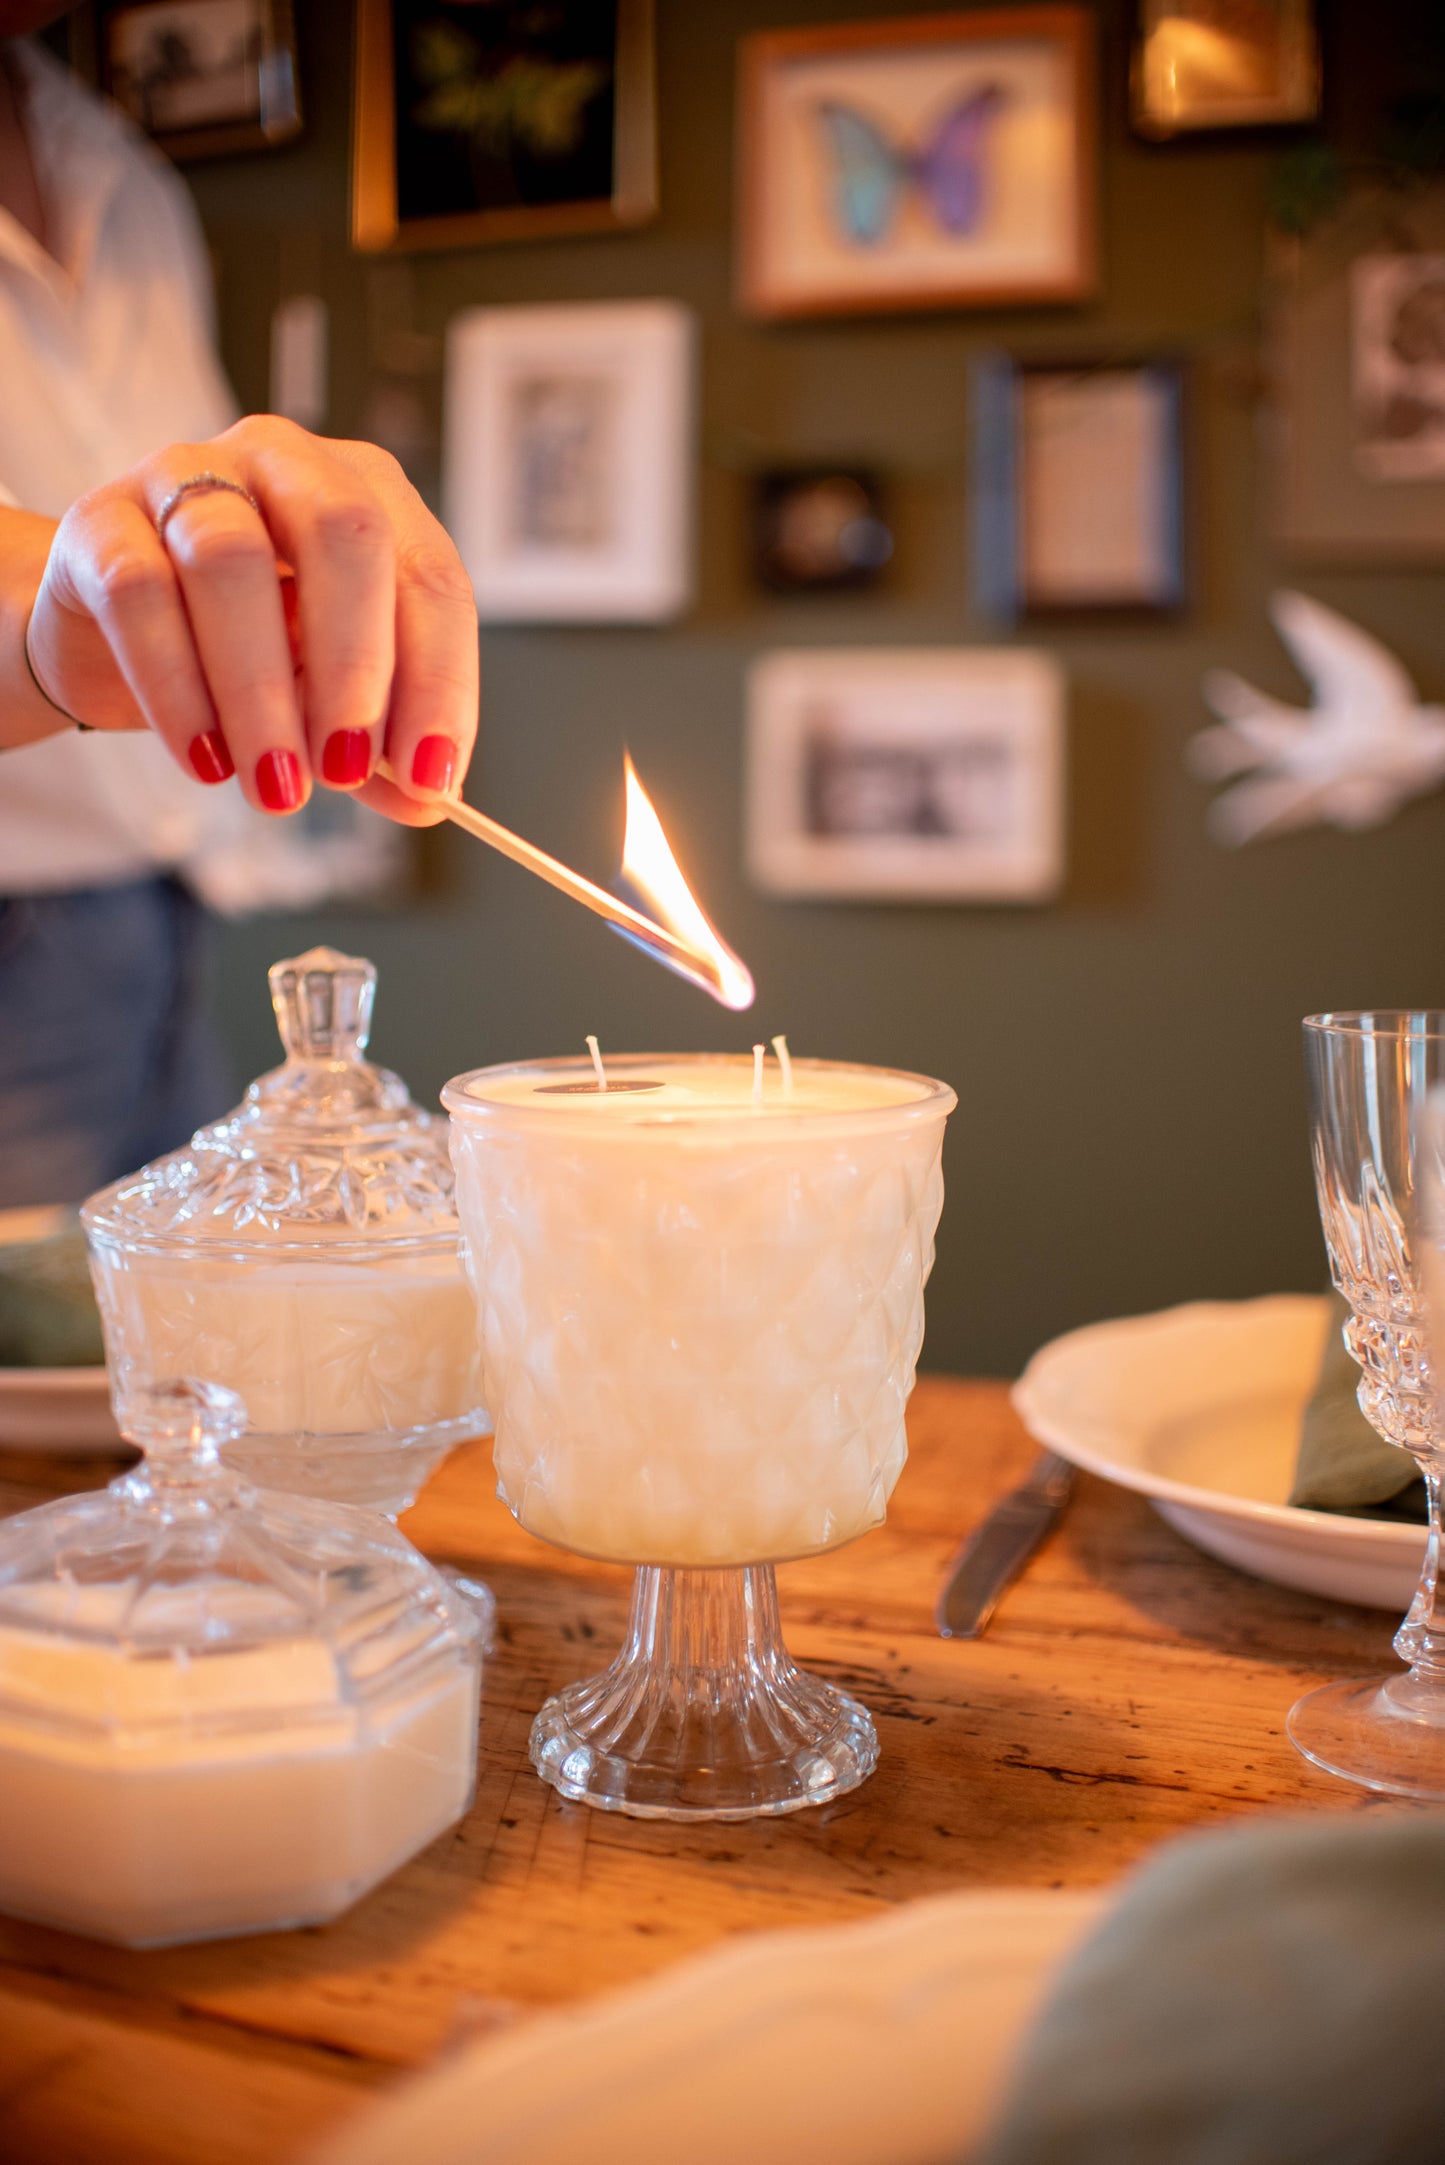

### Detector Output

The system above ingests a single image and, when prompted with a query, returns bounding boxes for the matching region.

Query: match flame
[619,756,755,1011]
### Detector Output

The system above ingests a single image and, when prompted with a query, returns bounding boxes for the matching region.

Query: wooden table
[0,1377,1394,2164]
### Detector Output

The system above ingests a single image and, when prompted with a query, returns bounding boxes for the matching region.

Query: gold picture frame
[736,8,1097,322]
[1131,0,1320,141]
[352,0,656,254]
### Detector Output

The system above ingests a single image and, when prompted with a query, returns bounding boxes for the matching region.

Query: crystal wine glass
[1296,1010,1445,1796]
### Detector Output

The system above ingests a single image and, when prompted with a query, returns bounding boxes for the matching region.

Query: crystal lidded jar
[444,1052,954,1819]
[0,1379,481,1946]
[83,948,487,1516]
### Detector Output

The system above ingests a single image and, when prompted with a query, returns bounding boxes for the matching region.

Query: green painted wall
[188,0,1445,1378]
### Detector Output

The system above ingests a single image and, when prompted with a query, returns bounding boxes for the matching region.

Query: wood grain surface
[0,1377,1397,2165]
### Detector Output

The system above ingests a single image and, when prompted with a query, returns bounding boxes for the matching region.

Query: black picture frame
[750,468,894,594]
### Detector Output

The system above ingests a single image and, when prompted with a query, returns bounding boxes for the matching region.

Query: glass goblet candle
[1297,1011,1445,1797]
[444,1053,955,1821]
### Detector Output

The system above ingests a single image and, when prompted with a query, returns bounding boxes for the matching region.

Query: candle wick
[771,1034,793,1095]
[751,1043,765,1107]
[586,1034,608,1093]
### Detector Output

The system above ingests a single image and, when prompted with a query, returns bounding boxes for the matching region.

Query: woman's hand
[20,417,479,825]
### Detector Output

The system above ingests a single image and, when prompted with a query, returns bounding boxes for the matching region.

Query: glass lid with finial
[81,949,487,1520]
[83,945,459,1250]
[0,1378,481,1946]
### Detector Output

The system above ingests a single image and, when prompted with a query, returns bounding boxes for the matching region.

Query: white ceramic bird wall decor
[1189,590,1445,846]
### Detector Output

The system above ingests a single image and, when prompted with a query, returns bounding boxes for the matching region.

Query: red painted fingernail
[187,729,234,785]
[411,734,456,794]
[256,747,303,812]
[322,729,371,787]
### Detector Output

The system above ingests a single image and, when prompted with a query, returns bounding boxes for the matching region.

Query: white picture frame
[746,648,1066,903]
[443,299,695,623]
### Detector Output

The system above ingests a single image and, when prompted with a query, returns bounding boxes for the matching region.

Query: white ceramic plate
[1013,1294,1425,1612]
[0,1204,118,1455]
[0,1366,120,1454]
[314,1887,1104,2165]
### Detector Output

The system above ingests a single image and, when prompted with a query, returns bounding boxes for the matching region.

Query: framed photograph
[1350,253,1445,482]
[1131,0,1320,140]
[736,8,1096,322]
[443,299,695,623]
[1272,191,1445,562]
[751,468,894,593]
[971,356,1187,619]
[745,648,1066,904]
[101,0,301,160]
[352,0,656,253]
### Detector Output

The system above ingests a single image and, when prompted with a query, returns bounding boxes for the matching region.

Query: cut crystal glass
[0,1378,481,1945]
[84,948,489,1521]
[1294,1011,1445,1797]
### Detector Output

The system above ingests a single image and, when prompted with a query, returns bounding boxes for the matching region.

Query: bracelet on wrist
[22,607,92,730]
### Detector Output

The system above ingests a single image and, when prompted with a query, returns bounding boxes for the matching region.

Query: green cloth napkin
[1287,1289,1425,1522]
[975,1815,1445,2165]
[0,1216,106,1368]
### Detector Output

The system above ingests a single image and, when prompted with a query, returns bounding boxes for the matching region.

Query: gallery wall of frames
[153,0,1445,1375]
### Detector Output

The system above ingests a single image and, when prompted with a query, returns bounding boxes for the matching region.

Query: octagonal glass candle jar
[84,948,487,1517]
[444,1052,954,1819]
[0,1379,481,1947]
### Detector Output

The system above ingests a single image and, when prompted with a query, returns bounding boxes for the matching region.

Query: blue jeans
[0,876,232,1208]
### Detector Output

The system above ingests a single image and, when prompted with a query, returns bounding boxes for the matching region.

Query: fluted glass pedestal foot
[529,1565,879,1821]
[1288,1672,1445,1800]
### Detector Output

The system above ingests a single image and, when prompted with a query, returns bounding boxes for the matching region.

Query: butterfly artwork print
[813,86,1008,249]
[738,12,1096,319]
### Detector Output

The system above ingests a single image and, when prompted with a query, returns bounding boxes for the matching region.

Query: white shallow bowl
[315,1888,1104,2165]
[0,1367,120,1454]
[1013,1294,1424,1612]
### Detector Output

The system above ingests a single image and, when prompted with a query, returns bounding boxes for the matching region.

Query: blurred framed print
[443,299,695,623]
[971,355,1187,618]
[736,8,1096,321]
[352,0,656,252]
[102,0,301,158]
[746,648,1066,903]
[1273,191,1445,562]
[1131,0,1320,140]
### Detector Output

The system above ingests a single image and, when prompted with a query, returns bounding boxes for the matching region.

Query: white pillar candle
[446,1054,955,1568]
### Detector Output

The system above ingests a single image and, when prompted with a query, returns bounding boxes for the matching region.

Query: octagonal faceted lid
[0,1380,481,1747]
[84,948,459,1249]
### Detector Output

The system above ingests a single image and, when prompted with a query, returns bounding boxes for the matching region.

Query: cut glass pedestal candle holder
[445,1053,954,1821]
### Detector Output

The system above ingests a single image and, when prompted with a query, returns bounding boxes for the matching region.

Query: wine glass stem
[1395,1466,1445,1676]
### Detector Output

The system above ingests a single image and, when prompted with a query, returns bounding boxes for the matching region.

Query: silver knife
[936,1451,1075,1639]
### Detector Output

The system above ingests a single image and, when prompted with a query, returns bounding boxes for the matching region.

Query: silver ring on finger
[155,472,262,544]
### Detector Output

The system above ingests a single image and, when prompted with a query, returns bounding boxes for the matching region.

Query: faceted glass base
[1288,1672,1445,1800]
[530,1564,879,1821]
[436,1569,498,1650]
